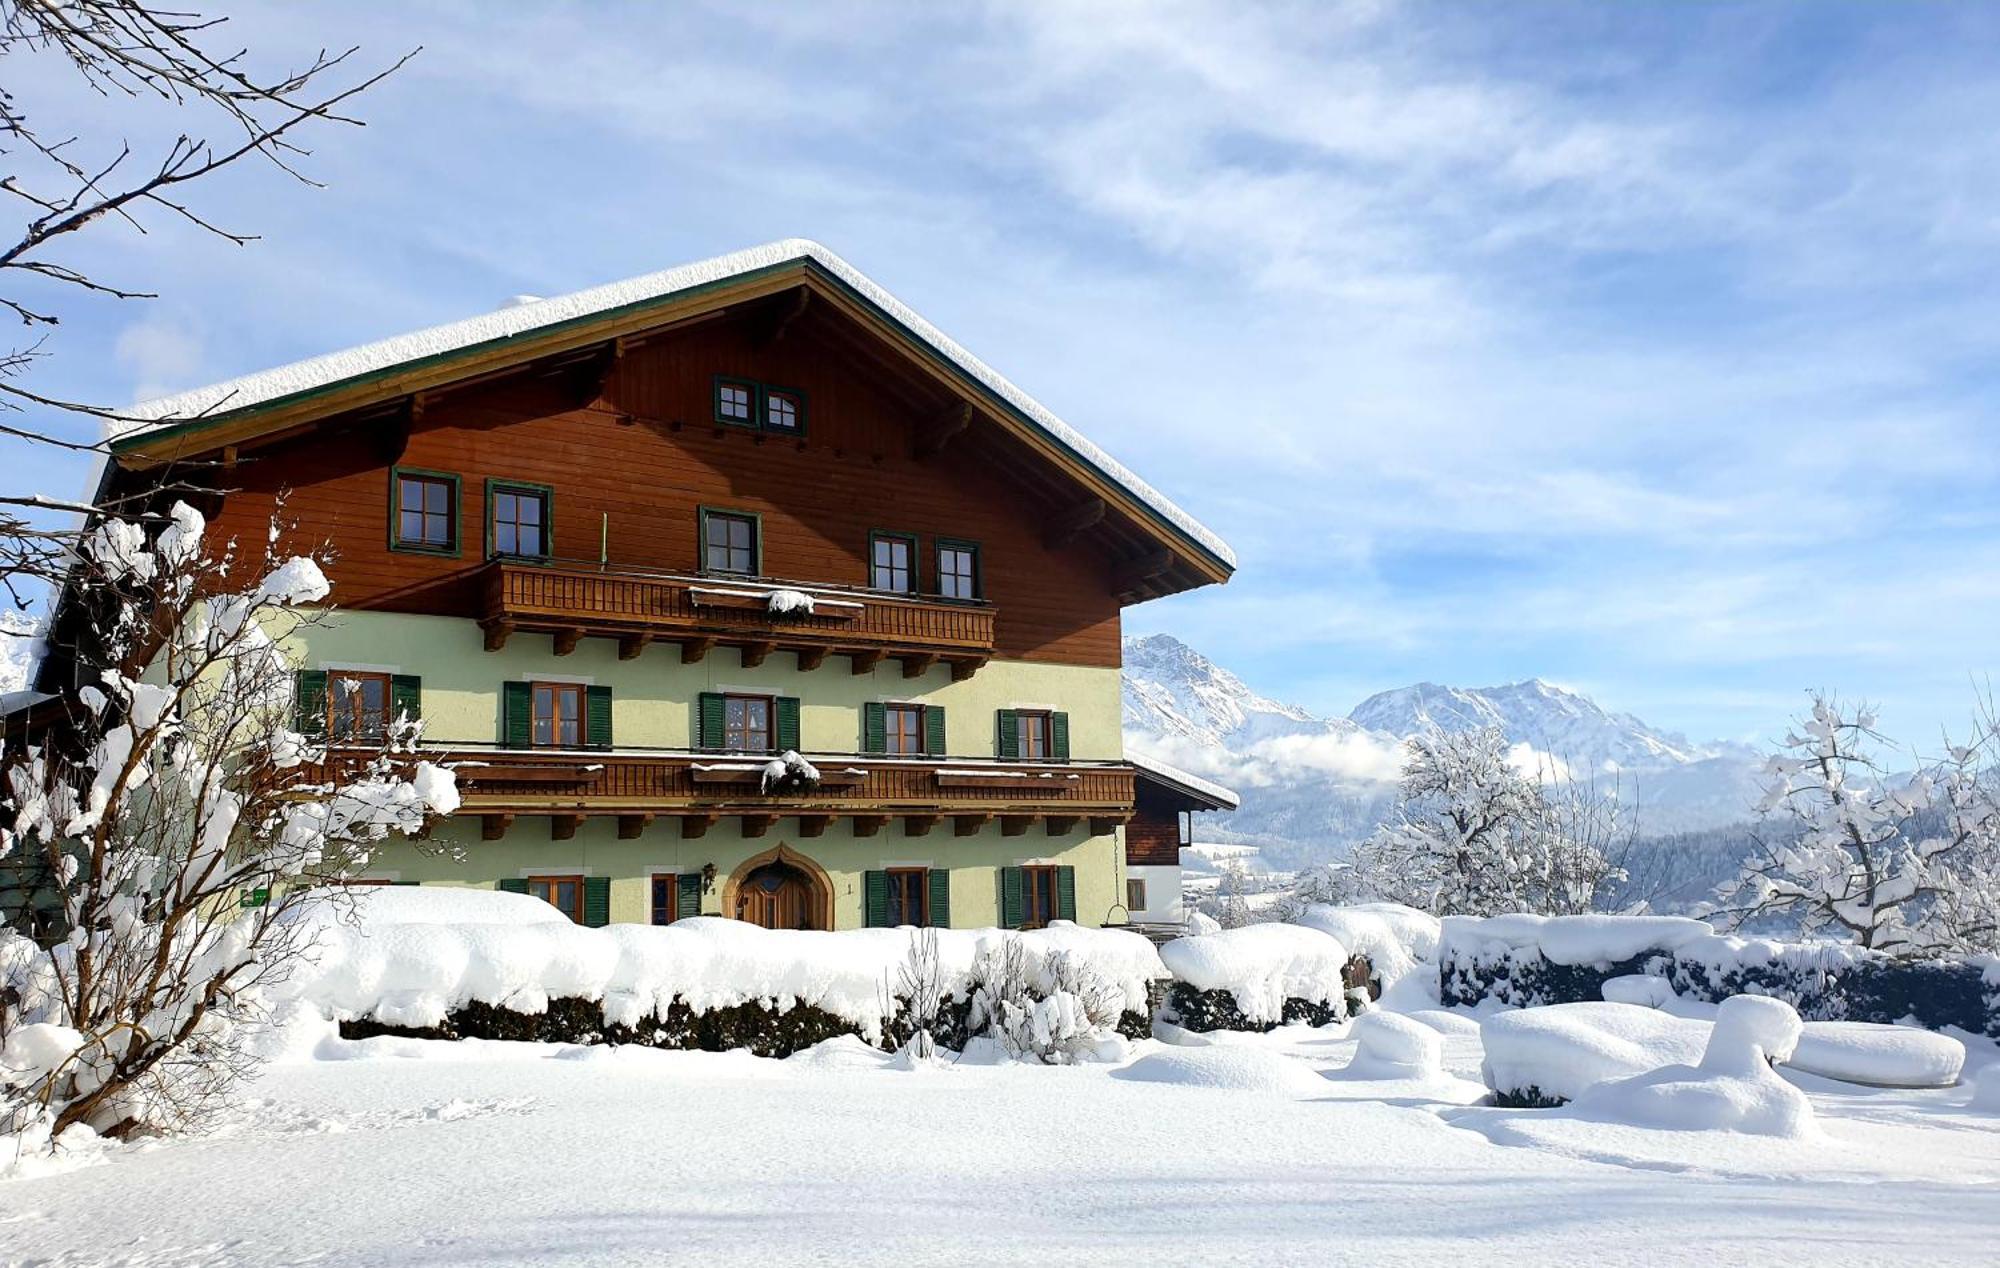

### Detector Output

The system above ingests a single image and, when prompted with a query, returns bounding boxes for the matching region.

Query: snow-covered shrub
[1293,902,1441,995]
[1344,1012,1444,1079]
[1479,1002,1711,1107]
[882,927,946,1065]
[759,751,820,795]
[1160,923,1352,1031]
[1561,996,1815,1138]
[0,505,456,1150]
[967,936,1127,1064]
[1784,1021,1964,1088]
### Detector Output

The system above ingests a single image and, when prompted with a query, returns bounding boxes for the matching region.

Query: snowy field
[6,1017,1997,1267]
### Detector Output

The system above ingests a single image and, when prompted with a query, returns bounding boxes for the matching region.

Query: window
[885,703,925,755]
[763,388,804,434]
[702,509,759,575]
[723,694,774,753]
[392,470,457,552]
[871,532,915,593]
[1015,710,1053,761]
[527,875,584,923]
[1127,878,1148,913]
[936,541,979,600]
[532,682,584,748]
[887,868,929,926]
[1022,866,1059,928]
[715,377,755,426]
[489,482,550,557]
[651,875,676,926]
[328,671,391,742]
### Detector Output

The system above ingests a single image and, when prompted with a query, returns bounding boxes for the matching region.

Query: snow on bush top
[1480,1001,1710,1103]
[1293,903,1440,987]
[113,240,1234,570]
[281,910,1166,1041]
[326,885,570,926]
[1159,923,1350,1024]
[1443,913,1718,966]
[1785,1022,1964,1089]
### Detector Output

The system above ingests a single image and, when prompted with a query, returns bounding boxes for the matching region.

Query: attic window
[763,388,804,434]
[392,468,459,554]
[714,377,755,427]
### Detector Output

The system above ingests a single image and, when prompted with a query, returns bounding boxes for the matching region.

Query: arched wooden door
[735,861,820,930]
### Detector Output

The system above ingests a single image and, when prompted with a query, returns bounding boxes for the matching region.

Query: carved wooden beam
[681,813,717,840]
[740,640,775,669]
[900,653,937,680]
[618,632,654,661]
[1114,548,1175,601]
[1043,497,1106,550]
[1088,815,1124,836]
[481,813,514,842]
[796,647,829,672]
[849,649,885,675]
[481,619,514,652]
[742,813,775,839]
[949,657,986,683]
[798,814,832,838]
[681,637,716,665]
[755,286,812,347]
[914,400,972,459]
[552,628,584,657]
[1045,815,1079,836]
[551,813,582,841]
[1000,815,1033,837]
[564,341,621,408]
[903,813,939,838]
[375,393,422,465]
[852,814,888,838]
[953,813,992,838]
[617,813,655,841]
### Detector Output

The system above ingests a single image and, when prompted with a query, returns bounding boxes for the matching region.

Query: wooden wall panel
[204,310,1126,665]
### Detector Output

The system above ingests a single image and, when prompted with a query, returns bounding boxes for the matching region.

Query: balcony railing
[478,558,994,679]
[428,745,1135,840]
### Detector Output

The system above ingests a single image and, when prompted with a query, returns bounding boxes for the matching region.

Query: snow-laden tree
[1339,727,1626,917]
[1719,694,2000,957]
[0,503,457,1153]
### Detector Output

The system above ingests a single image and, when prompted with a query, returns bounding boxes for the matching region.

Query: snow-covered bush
[1561,996,1814,1137]
[0,505,457,1150]
[1344,1011,1444,1079]
[1480,1002,1711,1107]
[759,750,820,795]
[1160,923,1352,1030]
[1292,902,1441,994]
[1784,1021,1964,1088]
[966,935,1128,1065]
[764,588,815,616]
[1718,693,2000,957]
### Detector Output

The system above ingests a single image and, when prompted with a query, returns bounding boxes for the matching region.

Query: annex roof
[109,239,1234,575]
[1129,750,1240,812]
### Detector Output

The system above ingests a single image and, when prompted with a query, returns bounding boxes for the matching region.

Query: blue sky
[15,1,2000,747]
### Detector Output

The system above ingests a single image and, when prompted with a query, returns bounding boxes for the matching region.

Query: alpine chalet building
[58,241,1236,930]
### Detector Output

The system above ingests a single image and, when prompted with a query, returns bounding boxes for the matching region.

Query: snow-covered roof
[110,238,1234,572]
[1128,750,1239,811]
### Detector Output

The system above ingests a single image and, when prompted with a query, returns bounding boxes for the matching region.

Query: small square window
[703,510,759,575]
[715,378,755,426]
[763,388,804,434]
[936,543,979,600]
[871,533,915,593]
[491,484,549,558]
[1127,878,1148,913]
[885,704,925,756]
[394,472,456,552]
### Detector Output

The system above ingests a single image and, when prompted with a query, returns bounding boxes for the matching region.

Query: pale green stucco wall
[368,815,1127,930]
[283,609,1123,761]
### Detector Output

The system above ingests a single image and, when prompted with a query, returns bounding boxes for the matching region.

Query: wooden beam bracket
[551,813,583,841]
[618,632,654,661]
[742,813,775,839]
[900,652,938,680]
[903,813,939,838]
[481,813,514,842]
[481,619,514,653]
[798,814,832,838]
[618,813,655,840]
[552,628,584,657]
[914,400,972,459]
[682,813,718,840]
[681,636,716,665]
[1000,815,1033,837]
[1043,496,1107,550]
[849,649,885,676]
[953,813,992,838]
[796,646,829,672]
[852,814,888,838]
[740,640,775,669]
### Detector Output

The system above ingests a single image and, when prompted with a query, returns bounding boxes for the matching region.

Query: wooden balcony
[477,558,994,679]
[435,747,1135,842]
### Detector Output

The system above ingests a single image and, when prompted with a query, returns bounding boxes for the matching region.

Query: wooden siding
[1124,815,1183,867]
[199,307,1126,665]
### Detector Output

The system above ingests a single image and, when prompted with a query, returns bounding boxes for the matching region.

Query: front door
[736,861,818,930]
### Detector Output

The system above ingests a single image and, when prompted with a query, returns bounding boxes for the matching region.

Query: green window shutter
[295,669,328,739]
[583,876,611,928]
[1056,866,1077,922]
[864,870,889,927]
[862,701,887,754]
[927,868,950,929]
[995,709,1019,760]
[676,873,702,920]
[502,681,532,749]
[1000,866,1025,928]
[585,685,613,749]
[775,696,801,752]
[923,705,947,757]
[1051,712,1071,762]
[390,674,422,728]
[497,878,529,895]
[698,692,725,749]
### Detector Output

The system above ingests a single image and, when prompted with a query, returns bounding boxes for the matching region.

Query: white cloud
[113,313,204,405]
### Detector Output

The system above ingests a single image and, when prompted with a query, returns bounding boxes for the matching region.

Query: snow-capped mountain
[1120,634,1765,873]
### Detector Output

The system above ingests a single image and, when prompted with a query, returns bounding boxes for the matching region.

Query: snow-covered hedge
[283,891,1165,1055]
[1438,914,2000,1038]
[1292,902,1441,994]
[1159,923,1356,1030]
[1480,1002,1711,1107]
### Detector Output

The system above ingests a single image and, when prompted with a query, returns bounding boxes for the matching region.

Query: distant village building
[30,241,1237,931]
